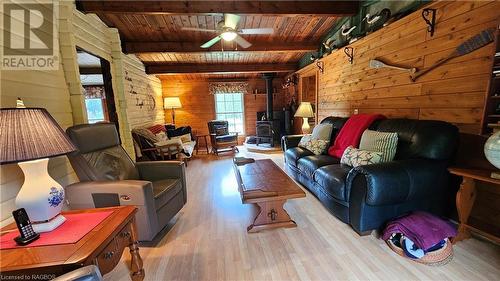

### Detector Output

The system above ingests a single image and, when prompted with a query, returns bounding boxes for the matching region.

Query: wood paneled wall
[300,1,499,134]
[161,79,285,136]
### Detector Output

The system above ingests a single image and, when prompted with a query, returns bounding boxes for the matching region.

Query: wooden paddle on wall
[410,28,495,81]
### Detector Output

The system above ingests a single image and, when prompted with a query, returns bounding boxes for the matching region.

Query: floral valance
[209,82,249,95]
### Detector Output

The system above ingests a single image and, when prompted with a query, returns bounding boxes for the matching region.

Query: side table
[448,167,500,244]
[0,206,144,280]
[195,134,210,154]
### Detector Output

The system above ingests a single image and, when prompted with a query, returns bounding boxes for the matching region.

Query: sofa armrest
[346,159,448,206]
[65,180,154,207]
[281,135,304,151]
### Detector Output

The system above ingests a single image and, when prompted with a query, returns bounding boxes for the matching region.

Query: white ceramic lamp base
[16,158,66,233]
[301,117,312,134]
[33,214,66,233]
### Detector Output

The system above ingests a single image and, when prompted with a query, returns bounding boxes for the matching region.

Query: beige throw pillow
[172,133,192,143]
[311,124,333,141]
[298,135,329,155]
[340,146,383,168]
[359,130,398,162]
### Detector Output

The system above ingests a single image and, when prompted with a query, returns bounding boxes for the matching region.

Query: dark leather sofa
[282,116,459,234]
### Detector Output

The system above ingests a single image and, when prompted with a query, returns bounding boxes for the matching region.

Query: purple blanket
[382,211,457,250]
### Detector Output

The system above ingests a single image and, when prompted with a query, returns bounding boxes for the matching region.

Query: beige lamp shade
[294,102,314,118]
[164,97,182,109]
[0,108,77,165]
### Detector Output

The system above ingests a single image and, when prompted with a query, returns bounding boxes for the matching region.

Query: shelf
[488,115,500,118]
[489,95,500,99]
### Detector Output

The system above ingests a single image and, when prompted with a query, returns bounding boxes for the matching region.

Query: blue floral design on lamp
[48,187,64,207]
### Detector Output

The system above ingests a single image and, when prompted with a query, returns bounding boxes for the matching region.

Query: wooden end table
[0,206,144,281]
[448,167,500,244]
[233,158,306,232]
[195,134,210,154]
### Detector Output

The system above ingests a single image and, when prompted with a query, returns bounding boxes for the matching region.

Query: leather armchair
[65,123,187,241]
[207,120,239,155]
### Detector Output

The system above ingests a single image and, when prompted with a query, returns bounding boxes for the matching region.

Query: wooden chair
[207,120,239,155]
[132,131,188,166]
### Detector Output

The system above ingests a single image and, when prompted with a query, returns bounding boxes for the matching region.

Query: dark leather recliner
[283,117,459,234]
[207,120,239,155]
[65,123,187,241]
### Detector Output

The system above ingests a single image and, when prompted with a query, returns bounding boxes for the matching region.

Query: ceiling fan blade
[201,36,221,48]
[240,28,274,35]
[181,27,217,33]
[224,13,241,29]
[234,35,252,49]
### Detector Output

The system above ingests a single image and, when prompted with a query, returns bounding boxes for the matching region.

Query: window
[215,93,245,134]
[85,98,106,123]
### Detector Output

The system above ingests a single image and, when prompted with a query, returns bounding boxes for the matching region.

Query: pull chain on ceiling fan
[181,13,274,49]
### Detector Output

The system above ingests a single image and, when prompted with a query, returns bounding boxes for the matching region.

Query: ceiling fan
[181,14,274,49]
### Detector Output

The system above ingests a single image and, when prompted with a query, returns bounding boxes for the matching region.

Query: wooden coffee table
[233,158,306,232]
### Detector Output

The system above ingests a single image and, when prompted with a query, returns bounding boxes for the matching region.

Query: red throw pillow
[147,124,166,135]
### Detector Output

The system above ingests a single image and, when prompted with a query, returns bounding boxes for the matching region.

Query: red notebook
[0,210,113,250]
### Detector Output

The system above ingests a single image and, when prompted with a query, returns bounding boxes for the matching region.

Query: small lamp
[164,97,182,125]
[0,101,77,232]
[294,102,315,134]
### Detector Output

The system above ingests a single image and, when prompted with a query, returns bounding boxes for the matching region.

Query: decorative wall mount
[344,47,354,64]
[369,58,417,74]
[316,61,325,74]
[209,82,249,95]
[422,8,437,37]
[310,55,325,73]
[124,70,156,116]
[282,74,298,89]
[411,28,495,81]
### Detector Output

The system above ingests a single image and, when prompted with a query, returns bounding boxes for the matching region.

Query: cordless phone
[12,208,40,246]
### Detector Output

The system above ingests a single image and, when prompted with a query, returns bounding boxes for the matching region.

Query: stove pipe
[262,73,276,121]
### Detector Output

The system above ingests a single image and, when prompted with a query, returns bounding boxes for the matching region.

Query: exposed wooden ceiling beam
[123,41,318,54]
[79,67,102,75]
[146,63,297,75]
[77,1,359,16]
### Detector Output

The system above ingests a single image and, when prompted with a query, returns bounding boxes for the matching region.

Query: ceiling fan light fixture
[221,31,237,41]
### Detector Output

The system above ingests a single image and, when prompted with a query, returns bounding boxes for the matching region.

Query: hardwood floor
[105,148,500,280]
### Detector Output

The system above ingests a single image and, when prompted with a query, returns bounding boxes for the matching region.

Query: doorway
[294,72,318,134]
[77,49,119,130]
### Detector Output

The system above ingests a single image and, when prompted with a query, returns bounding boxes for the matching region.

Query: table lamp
[294,102,314,134]
[164,97,182,125]
[0,101,76,232]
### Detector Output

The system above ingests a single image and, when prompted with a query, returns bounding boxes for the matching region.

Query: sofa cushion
[298,135,329,155]
[314,164,352,201]
[340,146,383,168]
[319,116,348,147]
[312,123,333,140]
[215,134,238,143]
[285,147,314,167]
[167,126,193,140]
[152,178,182,211]
[359,130,398,162]
[297,155,340,178]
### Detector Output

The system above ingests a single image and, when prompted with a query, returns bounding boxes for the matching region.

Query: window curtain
[82,85,105,99]
[209,82,249,95]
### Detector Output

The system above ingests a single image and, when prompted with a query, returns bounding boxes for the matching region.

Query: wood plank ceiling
[77,1,359,79]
